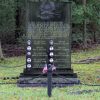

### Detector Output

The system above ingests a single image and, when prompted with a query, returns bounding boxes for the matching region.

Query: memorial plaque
[18,0,79,87]
[27,0,71,68]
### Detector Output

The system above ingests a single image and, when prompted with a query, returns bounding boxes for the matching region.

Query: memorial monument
[18,0,79,87]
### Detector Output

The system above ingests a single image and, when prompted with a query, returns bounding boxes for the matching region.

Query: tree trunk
[15,0,20,39]
[82,0,87,48]
[0,40,4,60]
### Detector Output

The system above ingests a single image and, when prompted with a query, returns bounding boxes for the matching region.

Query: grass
[0,46,100,100]
[0,85,100,100]
[72,46,100,62]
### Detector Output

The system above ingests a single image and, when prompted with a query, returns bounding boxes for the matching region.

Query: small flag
[42,64,56,74]
[52,65,56,71]
[42,63,48,74]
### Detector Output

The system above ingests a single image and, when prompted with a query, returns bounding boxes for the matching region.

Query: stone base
[17,67,80,87]
[17,77,80,87]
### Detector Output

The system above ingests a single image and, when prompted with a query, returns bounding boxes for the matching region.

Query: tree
[15,0,26,39]
[0,40,4,60]
[0,0,17,44]
[82,0,87,48]
[72,0,100,47]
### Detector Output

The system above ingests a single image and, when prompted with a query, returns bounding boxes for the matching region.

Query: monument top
[29,0,70,2]
[28,0,71,22]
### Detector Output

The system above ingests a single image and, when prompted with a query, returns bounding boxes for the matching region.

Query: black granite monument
[18,0,79,87]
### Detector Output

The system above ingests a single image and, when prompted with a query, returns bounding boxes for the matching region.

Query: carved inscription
[27,2,71,68]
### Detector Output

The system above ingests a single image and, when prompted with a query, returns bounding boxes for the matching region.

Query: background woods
[72,0,100,48]
[0,0,100,58]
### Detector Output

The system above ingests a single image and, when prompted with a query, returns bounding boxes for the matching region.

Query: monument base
[17,68,80,87]
[17,77,80,87]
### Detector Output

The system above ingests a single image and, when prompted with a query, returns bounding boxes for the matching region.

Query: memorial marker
[18,0,79,87]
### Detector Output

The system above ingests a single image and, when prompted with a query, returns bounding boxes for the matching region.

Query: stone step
[23,68,74,73]
[18,77,80,87]
[20,73,77,78]
[26,67,73,70]
[21,68,77,78]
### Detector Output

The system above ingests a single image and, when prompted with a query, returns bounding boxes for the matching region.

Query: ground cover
[0,46,100,100]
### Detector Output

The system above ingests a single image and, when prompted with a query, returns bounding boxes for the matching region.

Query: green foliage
[72,0,100,43]
[0,0,100,44]
[72,3,84,23]
[72,0,100,24]
[0,0,16,32]
[0,0,17,43]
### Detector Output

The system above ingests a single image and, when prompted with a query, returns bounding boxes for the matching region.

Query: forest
[0,0,100,58]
